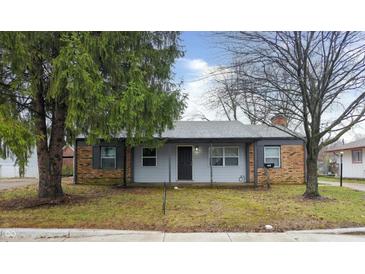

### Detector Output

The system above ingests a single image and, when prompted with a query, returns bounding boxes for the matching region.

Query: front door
[177,146,192,180]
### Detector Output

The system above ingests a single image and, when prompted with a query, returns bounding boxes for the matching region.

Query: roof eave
[326,146,365,152]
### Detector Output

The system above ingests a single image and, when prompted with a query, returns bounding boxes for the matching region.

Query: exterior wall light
[194,146,200,152]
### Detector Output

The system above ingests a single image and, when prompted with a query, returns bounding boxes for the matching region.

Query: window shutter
[92,145,101,169]
[116,144,124,169]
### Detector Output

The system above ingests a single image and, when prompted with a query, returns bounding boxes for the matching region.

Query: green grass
[319,175,365,184]
[1,182,365,232]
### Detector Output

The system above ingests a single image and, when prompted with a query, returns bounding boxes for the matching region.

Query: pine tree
[0,32,185,198]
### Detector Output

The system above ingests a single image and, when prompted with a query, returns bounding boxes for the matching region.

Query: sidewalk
[1,227,365,242]
[319,180,365,192]
[0,178,37,191]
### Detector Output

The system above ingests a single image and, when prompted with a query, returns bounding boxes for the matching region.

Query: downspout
[123,140,127,187]
[210,143,213,185]
[245,143,250,183]
[254,141,258,188]
[304,141,307,184]
[73,139,78,184]
[168,144,171,185]
[131,147,134,183]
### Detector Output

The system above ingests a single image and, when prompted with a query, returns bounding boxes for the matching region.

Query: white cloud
[176,58,218,120]
[182,58,210,73]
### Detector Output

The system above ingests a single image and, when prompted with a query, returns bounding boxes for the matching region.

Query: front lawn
[1,181,365,232]
[319,175,365,184]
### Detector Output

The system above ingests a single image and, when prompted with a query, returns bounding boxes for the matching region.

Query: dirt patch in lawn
[0,183,154,210]
[111,186,154,195]
[295,195,336,203]
[0,194,92,210]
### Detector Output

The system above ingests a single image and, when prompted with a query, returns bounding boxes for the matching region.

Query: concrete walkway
[1,228,365,242]
[0,178,37,191]
[319,180,365,192]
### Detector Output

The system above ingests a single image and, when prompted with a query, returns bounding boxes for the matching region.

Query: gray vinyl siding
[133,143,247,183]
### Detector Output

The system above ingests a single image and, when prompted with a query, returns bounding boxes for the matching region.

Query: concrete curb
[2,227,365,240]
[287,227,365,235]
[0,228,162,240]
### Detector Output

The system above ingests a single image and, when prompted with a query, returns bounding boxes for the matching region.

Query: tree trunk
[33,83,66,198]
[304,144,320,198]
[37,136,65,198]
[37,133,66,198]
[49,109,67,198]
[38,103,66,199]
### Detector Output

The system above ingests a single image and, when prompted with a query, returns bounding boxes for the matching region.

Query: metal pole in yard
[162,182,167,215]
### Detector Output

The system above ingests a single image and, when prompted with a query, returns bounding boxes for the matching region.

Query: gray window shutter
[92,145,101,169]
[116,144,124,169]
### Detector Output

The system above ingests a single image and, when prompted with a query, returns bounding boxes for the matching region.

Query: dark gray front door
[178,146,192,180]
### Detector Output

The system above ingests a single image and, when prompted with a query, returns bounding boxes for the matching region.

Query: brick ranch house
[74,118,306,186]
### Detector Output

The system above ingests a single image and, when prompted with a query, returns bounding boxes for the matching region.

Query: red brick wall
[76,145,132,184]
[257,144,305,184]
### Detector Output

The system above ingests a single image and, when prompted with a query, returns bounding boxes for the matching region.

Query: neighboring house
[0,145,75,179]
[62,145,74,172]
[75,118,305,185]
[0,147,38,178]
[326,138,365,179]
[62,145,74,177]
[318,147,338,176]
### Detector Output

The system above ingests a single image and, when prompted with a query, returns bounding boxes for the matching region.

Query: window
[100,147,116,169]
[224,147,239,166]
[352,150,362,163]
[210,147,239,166]
[142,148,157,166]
[0,142,12,158]
[211,147,224,166]
[264,146,281,168]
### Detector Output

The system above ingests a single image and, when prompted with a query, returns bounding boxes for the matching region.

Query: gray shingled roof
[77,120,301,139]
[160,121,298,139]
[326,138,365,152]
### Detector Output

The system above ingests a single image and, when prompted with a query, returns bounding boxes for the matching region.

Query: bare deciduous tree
[216,31,365,198]
[206,62,300,126]
[206,70,240,121]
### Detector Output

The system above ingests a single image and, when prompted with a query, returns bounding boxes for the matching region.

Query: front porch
[133,139,254,184]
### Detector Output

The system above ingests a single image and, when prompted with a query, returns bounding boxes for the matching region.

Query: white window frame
[142,147,157,167]
[209,146,239,167]
[100,146,117,169]
[210,147,224,167]
[352,149,362,163]
[264,146,281,168]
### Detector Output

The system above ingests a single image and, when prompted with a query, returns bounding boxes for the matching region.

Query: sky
[173,31,365,143]
[173,32,227,121]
